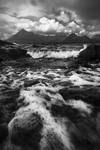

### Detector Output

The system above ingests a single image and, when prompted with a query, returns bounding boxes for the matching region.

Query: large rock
[79,45,100,60]
[0,47,30,61]
[24,79,40,87]
[59,87,100,107]
[8,48,30,59]
[9,113,43,149]
[0,40,12,46]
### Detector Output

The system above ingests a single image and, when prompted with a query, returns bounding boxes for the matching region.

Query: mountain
[91,34,100,43]
[63,33,91,44]
[7,30,100,44]
[48,34,66,44]
[7,29,47,44]
[92,34,100,40]
[7,29,67,44]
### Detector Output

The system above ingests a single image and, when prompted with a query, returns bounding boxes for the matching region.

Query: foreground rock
[59,86,100,107]
[79,44,100,60]
[8,113,43,149]
[24,79,40,87]
[0,47,30,61]
[0,40,12,46]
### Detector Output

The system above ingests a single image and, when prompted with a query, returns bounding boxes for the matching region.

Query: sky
[0,0,100,39]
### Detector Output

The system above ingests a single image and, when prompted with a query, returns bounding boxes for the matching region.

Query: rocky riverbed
[0,44,100,150]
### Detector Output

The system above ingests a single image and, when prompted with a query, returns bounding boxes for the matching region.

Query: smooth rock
[9,113,43,149]
[24,79,40,87]
[79,45,100,60]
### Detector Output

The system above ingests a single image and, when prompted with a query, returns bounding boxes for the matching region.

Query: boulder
[0,40,12,46]
[9,113,43,149]
[24,79,40,87]
[79,45,100,60]
[0,57,3,62]
[0,48,30,61]
[59,87,100,107]
[8,48,30,59]
[0,124,8,143]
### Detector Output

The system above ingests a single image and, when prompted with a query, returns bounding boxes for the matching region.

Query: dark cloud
[0,0,100,39]
[19,16,39,22]
[36,0,100,21]
[0,21,17,40]
[0,7,9,14]
[71,0,100,21]
[10,13,18,18]
[30,0,38,6]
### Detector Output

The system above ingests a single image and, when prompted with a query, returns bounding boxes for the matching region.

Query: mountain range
[6,29,100,44]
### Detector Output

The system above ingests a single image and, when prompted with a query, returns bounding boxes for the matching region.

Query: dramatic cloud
[32,17,65,34]
[0,0,100,39]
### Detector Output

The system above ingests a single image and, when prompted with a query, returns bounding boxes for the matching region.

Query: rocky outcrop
[0,47,30,61]
[0,40,12,46]
[79,44,100,60]
[9,113,43,149]
[24,79,40,87]
[59,87,100,106]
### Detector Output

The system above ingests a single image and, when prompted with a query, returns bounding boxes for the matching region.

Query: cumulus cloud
[0,14,36,39]
[64,21,86,35]
[32,0,100,21]
[32,17,65,34]
[54,11,70,23]
[16,19,35,30]
[0,0,100,39]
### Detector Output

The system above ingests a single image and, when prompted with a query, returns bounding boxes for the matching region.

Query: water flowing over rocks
[0,44,100,150]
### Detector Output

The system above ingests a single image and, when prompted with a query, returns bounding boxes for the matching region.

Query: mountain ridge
[6,29,100,44]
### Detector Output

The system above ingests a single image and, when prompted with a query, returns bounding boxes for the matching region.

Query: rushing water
[27,44,86,59]
[0,44,100,150]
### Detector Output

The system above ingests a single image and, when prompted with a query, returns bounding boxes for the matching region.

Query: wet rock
[0,89,20,124]
[70,118,100,150]
[51,104,82,123]
[0,40,12,46]
[96,113,100,134]
[8,48,30,60]
[0,124,8,143]
[79,44,100,60]
[24,79,40,87]
[32,44,40,48]
[9,113,43,149]
[59,87,100,107]
[51,103,100,150]
[0,47,30,61]
[0,57,3,62]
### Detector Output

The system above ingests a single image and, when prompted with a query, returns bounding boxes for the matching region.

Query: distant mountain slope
[92,34,100,40]
[63,33,91,44]
[7,30,100,44]
[7,29,47,44]
[7,29,67,44]
[91,34,100,43]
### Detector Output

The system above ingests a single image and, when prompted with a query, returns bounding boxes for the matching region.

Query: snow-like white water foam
[6,64,100,150]
[68,100,93,114]
[27,50,80,59]
[27,44,87,59]
[69,71,100,86]
[47,50,79,58]
[8,84,73,150]
[80,44,88,52]
[27,51,48,58]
